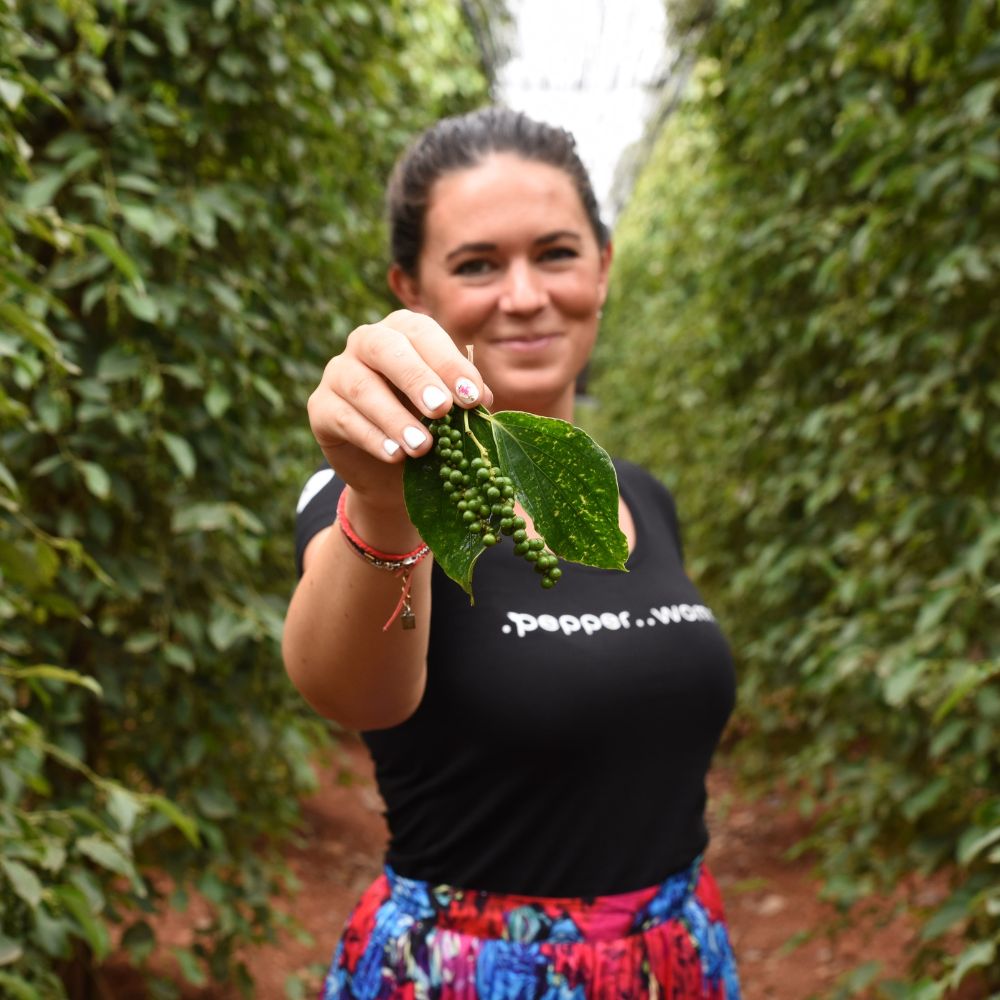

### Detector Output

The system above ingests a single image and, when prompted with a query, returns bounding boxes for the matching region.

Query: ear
[596,240,613,308]
[388,263,429,314]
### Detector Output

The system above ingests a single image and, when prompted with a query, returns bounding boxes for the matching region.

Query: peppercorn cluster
[428,412,563,588]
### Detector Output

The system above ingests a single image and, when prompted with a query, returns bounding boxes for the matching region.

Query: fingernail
[422,385,449,410]
[403,425,427,449]
[455,377,479,405]
[383,438,400,456]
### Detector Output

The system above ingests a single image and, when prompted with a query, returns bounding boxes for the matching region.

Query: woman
[283,107,742,999]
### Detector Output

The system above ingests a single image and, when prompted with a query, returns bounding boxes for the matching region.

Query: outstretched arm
[282,311,490,730]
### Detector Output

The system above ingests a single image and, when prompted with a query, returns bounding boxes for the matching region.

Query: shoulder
[613,458,685,560]
[296,465,339,515]
[613,458,678,513]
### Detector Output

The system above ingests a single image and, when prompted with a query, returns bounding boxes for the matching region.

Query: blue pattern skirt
[322,857,741,999]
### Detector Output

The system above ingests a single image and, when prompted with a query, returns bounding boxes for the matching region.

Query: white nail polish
[455,378,479,404]
[383,438,400,456]
[422,385,448,410]
[403,425,427,449]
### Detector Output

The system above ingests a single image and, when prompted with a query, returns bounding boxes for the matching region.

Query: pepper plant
[0,0,492,994]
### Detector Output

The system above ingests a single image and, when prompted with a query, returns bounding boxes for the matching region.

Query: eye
[453,258,495,276]
[538,246,579,263]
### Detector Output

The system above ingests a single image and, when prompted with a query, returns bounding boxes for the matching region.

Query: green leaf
[0,937,25,969]
[0,301,59,358]
[22,170,69,211]
[921,887,975,941]
[0,970,40,999]
[205,382,232,418]
[160,431,197,479]
[0,539,57,589]
[82,225,145,290]
[0,858,43,907]
[116,173,159,195]
[173,946,207,986]
[2,664,102,697]
[957,823,1000,865]
[207,606,256,650]
[0,461,18,497]
[146,794,199,846]
[949,940,996,988]
[403,412,493,595]
[193,786,238,820]
[76,835,137,882]
[489,410,628,570]
[78,461,111,500]
[161,363,203,389]
[164,643,195,672]
[0,76,25,111]
[933,662,1000,722]
[124,630,158,654]
[162,9,190,57]
[97,348,144,382]
[120,204,178,245]
[107,785,144,835]
[55,884,110,959]
[31,905,69,958]
[171,502,265,534]
[121,285,160,323]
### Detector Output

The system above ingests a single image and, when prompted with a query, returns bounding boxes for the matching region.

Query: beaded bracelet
[336,488,430,631]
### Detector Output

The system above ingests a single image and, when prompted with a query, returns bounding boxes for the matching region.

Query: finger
[308,384,401,464]
[311,358,433,462]
[373,311,491,411]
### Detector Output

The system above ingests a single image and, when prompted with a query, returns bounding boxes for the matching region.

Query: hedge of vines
[591,0,999,995]
[0,1,489,995]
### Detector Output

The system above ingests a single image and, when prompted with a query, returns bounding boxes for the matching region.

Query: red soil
[100,732,972,999]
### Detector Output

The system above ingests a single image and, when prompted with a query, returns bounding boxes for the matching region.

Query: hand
[307,310,492,511]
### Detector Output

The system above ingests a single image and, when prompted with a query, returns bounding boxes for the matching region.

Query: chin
[489,377,577,418]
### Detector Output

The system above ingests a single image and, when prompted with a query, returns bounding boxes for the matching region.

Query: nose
[498,260,547,315]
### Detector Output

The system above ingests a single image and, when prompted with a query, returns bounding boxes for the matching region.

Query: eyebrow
[444,230,583,262]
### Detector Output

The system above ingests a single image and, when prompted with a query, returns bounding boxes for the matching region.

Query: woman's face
[390,153,611,419]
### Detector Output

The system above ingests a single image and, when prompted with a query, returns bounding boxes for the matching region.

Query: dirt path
[102,733,944,999]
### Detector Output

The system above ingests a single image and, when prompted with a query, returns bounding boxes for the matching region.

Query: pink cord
[336,488,430,630]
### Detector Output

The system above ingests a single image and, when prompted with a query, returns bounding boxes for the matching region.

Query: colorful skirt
[321,858,741,999]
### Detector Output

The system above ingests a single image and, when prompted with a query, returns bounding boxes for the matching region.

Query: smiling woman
[388,152,611,418]
[282,106,742,999]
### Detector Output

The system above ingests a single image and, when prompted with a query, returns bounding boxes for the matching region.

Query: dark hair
[387,106,609,276]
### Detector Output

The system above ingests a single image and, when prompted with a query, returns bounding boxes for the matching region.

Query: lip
[490,333,560,353]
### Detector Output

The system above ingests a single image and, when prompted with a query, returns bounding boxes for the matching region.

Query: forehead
[423,153,591,248]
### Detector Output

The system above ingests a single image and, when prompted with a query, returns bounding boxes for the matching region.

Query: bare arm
[281,311,491,730]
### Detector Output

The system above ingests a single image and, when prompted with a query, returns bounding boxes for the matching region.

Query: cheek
[553,274,604,317]
[435,290,497,336]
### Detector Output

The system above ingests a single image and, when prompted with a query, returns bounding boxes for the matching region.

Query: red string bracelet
[336,488,430,631]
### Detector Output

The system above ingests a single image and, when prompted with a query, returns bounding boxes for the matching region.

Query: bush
[590,0,1000,993]
[0,0,490,994]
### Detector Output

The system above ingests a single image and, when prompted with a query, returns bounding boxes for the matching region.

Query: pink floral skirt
[322,857,741,999]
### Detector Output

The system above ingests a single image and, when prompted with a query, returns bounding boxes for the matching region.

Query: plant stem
[463,408,492,464]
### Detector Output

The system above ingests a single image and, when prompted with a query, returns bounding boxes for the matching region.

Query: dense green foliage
[0,0,489,995]
[591,0,999,993]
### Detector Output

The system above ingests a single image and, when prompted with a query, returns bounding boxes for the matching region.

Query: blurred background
[1,1,997,997]
[495,0,671,220]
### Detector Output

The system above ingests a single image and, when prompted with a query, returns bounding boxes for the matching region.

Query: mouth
[490,333,560,353]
